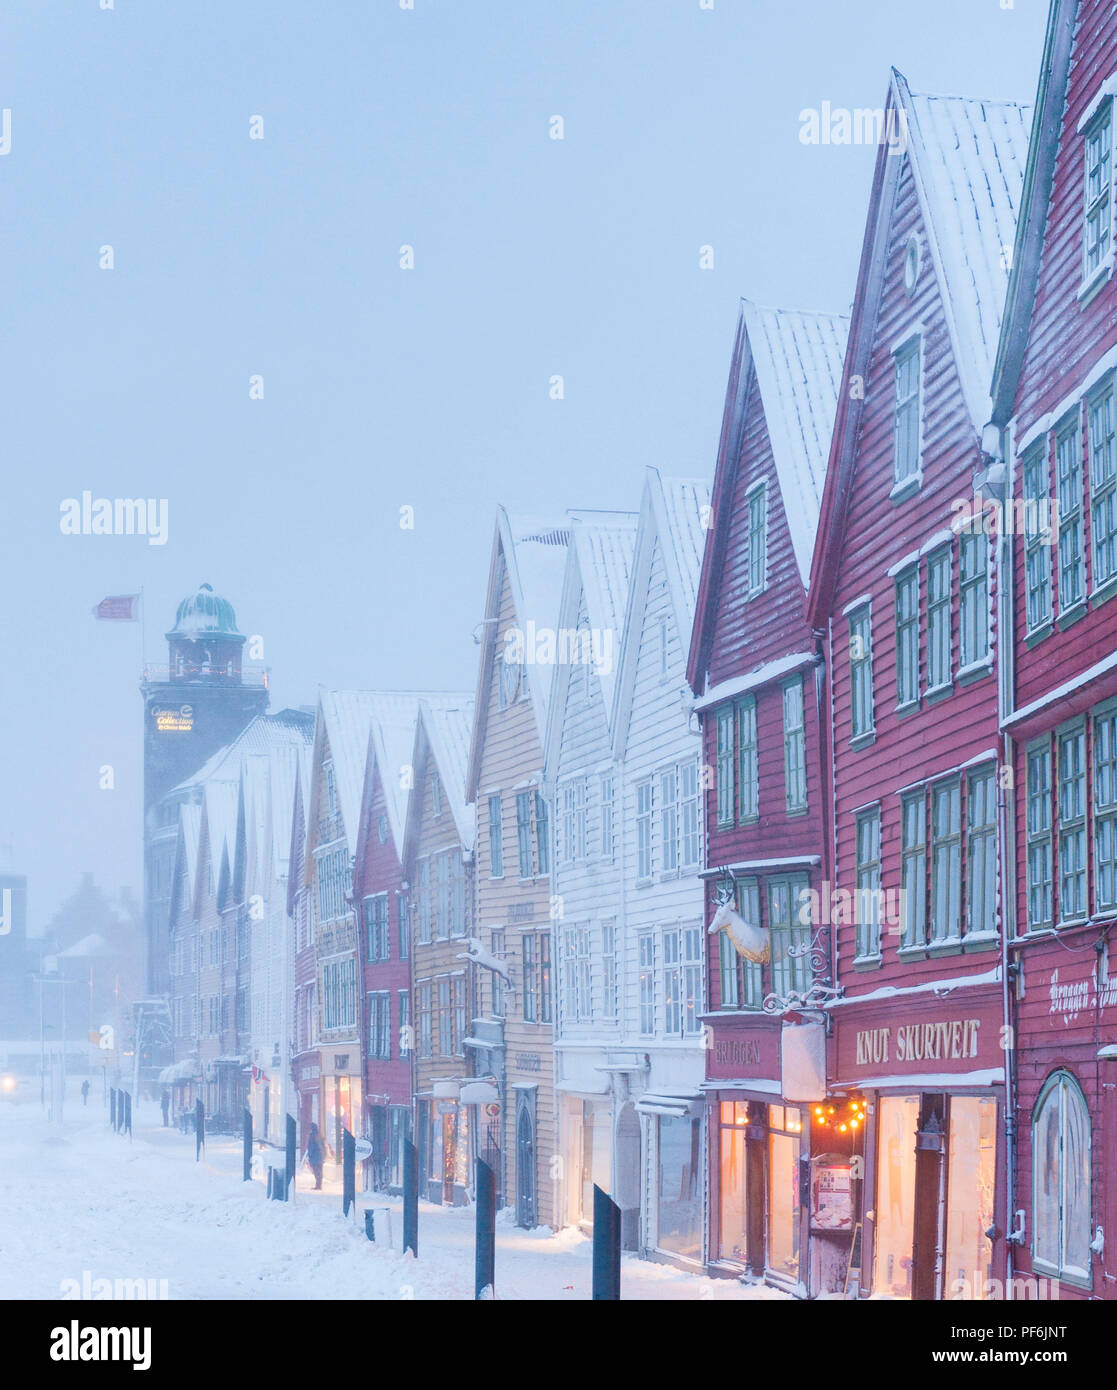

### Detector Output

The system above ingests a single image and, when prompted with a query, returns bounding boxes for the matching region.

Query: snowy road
[0,1084,787,1301]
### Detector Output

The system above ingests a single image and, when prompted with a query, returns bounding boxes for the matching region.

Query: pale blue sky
[0,0,1047,926]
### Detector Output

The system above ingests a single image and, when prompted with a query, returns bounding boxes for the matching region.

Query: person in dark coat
[161,1089,170,1126]
[80,1080,90,1106]
[306,1122,326,1189]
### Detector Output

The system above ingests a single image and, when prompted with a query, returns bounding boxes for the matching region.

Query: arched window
[1032,1070,1092,1285]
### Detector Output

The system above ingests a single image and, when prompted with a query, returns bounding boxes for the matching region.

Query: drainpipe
[983,418,1018,1296]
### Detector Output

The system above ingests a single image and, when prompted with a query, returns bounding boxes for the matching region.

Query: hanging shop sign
[705,1017,780,1083]
[834,994,1002,1081]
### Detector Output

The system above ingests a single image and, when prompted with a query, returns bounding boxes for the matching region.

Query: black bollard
[475,1157,496,1300]
[402,1139,418,1258]
[195,1099,205,1161]
[243,1108,253,1183]
[110,1088,117,1130]
[124,1091,132,1137]
[285,1114,296,1202]
[592,1185,622,1300]
[342,1128,355,1218]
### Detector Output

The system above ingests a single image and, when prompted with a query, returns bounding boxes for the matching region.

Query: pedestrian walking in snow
[161,1089,170,1127]
[306,1122,326,1190]
[80,1080,90,1106]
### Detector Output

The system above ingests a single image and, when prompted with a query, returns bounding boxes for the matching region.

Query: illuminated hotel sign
[152,704,194,733]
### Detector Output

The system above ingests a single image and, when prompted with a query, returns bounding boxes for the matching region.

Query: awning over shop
[460,1081,499,1105]
[635,1091,704,1119]
[157,1059,200,1084]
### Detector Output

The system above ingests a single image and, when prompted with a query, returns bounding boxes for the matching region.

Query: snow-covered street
[0,1084,787,1302]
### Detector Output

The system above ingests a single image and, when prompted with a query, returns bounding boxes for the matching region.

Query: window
[728,879,763,1008]
[783,678,807,812]
[523,932,538,1023]
[450,849,466,936]
[716,706,735,827]
[966,767,997,936]
[1057,419,1084,611]
[680,761,701,866]
[488,795,504,877]
[1027,742,1054,930]
[1084,103,1112,281]
[418,982,432,1058]
[368,991,390,1060]
[398,990,410,1055]
[396,890,409,959]
[930,781,962,942]
[437,977,452,1056]
[563,923,591,1024]
[516,791,533,877]
[855,811,882,959]
[599,774,614,861]
[662,925,702,1037]
[738,697,759,821]
[451,976,466,1055]
[416,858,432,944]
[959,530,990,669]
[638,933,656,1035]
[436,851,451,938]
[747,483,767,595]
[315,843,351,924]
[539,931,552,1024]
[1032,1071,1092,1286]
[900,792,927,948]
[601,918,618,1021]
[363,894,389,962]
[498,649,523,708]
[1095,709,1117,911]
[535,791,550,875]
[849,606,874,740]
[718,923,740,1010]
[1058,726,1087,921]
[769,876,812,996]
[893,338,922,486]
[1023,445,1052,630]
[490,929,506,1017]
[636,780,654,880]
[895,567,919,707]
[926,547,952,691]
[1090,385,1117,587]
[561,779,587,863]
[660,766,678,873]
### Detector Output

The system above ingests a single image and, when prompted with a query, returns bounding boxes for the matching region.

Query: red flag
[93,595,139,621]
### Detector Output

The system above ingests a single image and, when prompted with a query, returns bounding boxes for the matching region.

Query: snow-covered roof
[741,301,848,585]
[895,72,1032,428]
[313,690,381,857]
[568,510,639,715]
[502,512,570,725]
[364,692,468,856]
[418,697,476,852]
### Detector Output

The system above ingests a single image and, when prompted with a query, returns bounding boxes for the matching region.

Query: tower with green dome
[141,584,269,995]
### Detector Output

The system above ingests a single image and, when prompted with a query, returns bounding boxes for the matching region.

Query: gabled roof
[401,696,476,865]
[354,692,470,866]
[895,74,1032,429]
[465,509,569,801]
[807,71,1031,625]
[687,301,847,691]
[742,302,849,586]
[991,0,1079,423]
[308,690,381,857]
[613,470,711,755]
[543,509,639,778]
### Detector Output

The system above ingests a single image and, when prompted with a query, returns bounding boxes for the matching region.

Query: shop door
[911,1096,947,1301]
[516,1107,536,1228]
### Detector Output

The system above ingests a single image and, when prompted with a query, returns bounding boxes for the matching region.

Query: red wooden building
[351,695,432,1193]
[687,298,846,1294]
[990,0,1117,1300]
[807,72,1031,1299]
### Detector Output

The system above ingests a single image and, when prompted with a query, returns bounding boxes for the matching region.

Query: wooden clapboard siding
[618,529,706,1069]
[473,555,557,1226]
[354,755,410,1110]
[995,0,1117,1298]
[826,152,1002,997]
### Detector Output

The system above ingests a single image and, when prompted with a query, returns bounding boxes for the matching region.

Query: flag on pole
[93,594,139,621]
